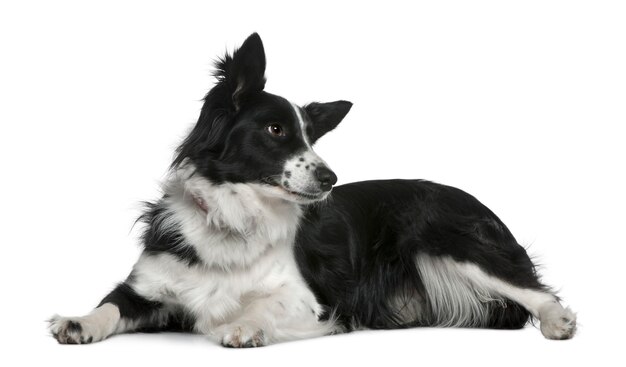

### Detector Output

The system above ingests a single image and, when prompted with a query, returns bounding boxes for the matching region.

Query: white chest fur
[130,165,330,342]
[169,164,304,269]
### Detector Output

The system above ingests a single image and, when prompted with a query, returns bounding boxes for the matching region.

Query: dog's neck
[158,162,304,269]
[169,162,302,241]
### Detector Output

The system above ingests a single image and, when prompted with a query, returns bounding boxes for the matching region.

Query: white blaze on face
[291,102,313,148]
[280,103,330,197]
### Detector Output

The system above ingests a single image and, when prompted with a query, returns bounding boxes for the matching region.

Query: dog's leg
[479,277,578,340]
[49,282,166,344]
[208,285,334,348]
[417,255,577,340]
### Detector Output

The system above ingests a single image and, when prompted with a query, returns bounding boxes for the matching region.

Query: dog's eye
[266,123,285,137]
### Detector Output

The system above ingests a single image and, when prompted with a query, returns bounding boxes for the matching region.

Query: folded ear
[214,33,267,111]
[304,101,353,143]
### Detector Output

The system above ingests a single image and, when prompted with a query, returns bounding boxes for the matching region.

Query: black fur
[97,282,195,332]
[139,200,201,266]
[171,33,351,186]
[295,180,540,329]
[304,101,353,143]
[66,320,82,333]
[98,283,162,320]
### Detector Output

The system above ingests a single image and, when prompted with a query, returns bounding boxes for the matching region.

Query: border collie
[49,33,576,347]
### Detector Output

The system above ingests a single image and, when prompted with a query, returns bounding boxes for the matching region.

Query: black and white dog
[49,33,576,347]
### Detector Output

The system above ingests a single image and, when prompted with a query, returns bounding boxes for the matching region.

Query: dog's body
[49,34,576,347]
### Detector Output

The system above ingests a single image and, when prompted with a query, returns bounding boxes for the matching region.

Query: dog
[49,33,577,347]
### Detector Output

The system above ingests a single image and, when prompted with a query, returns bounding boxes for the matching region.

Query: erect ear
[304,101,353,143]
[214,33,267,111]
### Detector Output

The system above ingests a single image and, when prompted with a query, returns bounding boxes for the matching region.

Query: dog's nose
[315,166,338,192]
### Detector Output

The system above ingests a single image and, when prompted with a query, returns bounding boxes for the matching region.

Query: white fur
[128,163,334,345]
[281,150,329,197]
[537,302,577,340]
[49,303,123,343]
[277,103,333,199]
[49,162,335,346]
[415,254,500,327]
[291,102,312,148]
[172,163,304,268]
[416,253,577,338]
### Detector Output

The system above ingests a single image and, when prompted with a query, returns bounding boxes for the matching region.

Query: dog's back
[296,179,536,330]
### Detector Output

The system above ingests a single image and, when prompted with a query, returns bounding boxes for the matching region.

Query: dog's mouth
[285,189,325,200]
[260,177,327,202]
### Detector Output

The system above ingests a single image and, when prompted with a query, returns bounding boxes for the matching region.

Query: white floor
[25,321,612,367]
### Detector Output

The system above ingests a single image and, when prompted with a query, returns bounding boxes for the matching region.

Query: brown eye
[266,123,285,137]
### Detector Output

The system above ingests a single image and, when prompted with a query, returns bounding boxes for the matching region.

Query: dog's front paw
[48,315,96,344]
[214,324,266,348]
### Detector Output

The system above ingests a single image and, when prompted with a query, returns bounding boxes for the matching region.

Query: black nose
[315,166,338,192]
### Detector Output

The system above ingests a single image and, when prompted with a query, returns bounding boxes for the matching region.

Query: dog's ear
[214,33,267,111]
[304,101,353,143]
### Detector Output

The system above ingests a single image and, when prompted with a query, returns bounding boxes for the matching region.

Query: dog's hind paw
[539,306,577,340]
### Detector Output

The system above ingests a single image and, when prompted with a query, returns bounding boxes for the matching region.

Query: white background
[1,0,624,365]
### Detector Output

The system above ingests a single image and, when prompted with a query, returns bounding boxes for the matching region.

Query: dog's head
[174,33,352,204]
